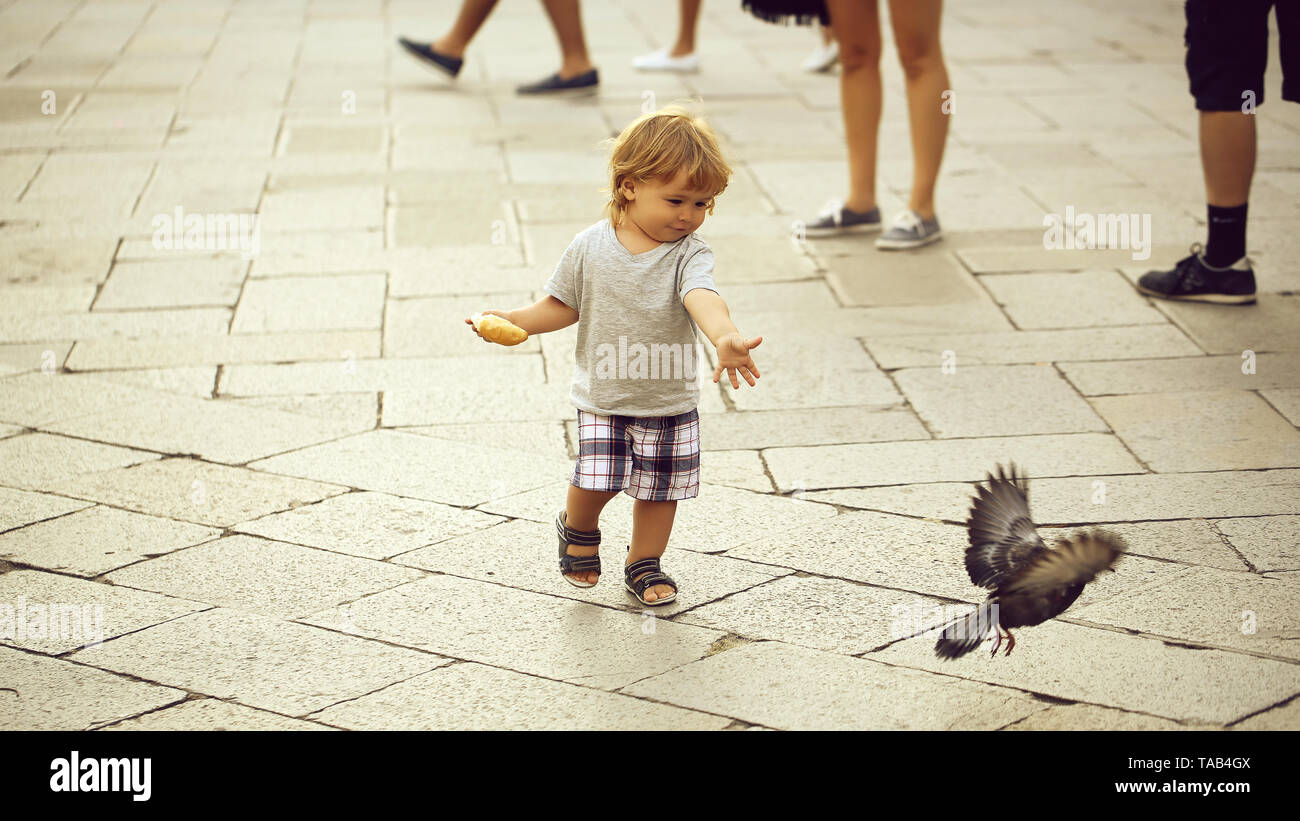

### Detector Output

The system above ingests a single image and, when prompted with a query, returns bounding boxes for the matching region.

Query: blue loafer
[397,37,463,79]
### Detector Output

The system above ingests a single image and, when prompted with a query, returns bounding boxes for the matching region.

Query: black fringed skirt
[741,0,830,26]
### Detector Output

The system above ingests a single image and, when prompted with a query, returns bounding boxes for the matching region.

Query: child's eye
[668,199,681,204]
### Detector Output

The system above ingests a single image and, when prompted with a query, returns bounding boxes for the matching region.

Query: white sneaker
[801,41,839,72]
[632,48,700,73]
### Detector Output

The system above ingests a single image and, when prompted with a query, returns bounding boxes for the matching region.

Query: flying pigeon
[934,464,1125,659]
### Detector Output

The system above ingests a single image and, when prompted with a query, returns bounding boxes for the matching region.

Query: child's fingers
[748,336,763,350]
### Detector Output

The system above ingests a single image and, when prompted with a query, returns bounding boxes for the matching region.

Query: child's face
[621,170,714,242]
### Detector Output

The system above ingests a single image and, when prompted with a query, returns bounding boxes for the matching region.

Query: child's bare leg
[564,485,619,584]
[628,499,677,602]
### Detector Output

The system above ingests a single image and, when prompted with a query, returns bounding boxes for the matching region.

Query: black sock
[1204,203,1248,267]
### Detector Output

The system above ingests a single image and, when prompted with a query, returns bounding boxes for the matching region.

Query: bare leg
[563,485,619,585]
[819,22,835,45]
[826,0,882,213]
[433,0,499,57]
[541,0,596,79]
[671,0,703,56]
[888,0,949,221]
[627,499,678,602]
[1200,111,1256,207]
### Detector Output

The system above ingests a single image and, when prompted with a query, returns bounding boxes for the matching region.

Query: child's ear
[619,178,636,202]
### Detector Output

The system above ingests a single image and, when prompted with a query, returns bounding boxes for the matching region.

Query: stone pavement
[1,0,1298,731]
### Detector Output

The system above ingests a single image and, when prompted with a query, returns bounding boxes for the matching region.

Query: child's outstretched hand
[713,332,762,388]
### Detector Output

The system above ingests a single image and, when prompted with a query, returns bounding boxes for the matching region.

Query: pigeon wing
[965,464,1047,589]
[1000,530,1126,599]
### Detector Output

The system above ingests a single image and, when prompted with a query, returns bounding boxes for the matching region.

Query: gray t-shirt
[543,218,719,417]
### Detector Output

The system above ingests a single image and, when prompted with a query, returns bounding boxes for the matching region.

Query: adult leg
[672,0,703,57]
[541,0,596,79]
[627,499,678,602]
[888,0,949,221]
[826,0,883,214]
[1200,111,1256,207]
[432,0,499,57]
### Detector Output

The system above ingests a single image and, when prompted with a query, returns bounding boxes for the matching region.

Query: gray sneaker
[804,201,881,237]
[875,210,942,250]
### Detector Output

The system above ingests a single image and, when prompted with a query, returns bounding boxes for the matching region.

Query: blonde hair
[601,104,732,226]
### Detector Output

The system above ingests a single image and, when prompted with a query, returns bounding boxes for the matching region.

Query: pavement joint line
[1207,519,1261,574]
[1223,691,1300,728]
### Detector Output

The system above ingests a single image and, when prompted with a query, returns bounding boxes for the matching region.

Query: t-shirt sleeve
[543,234,583,311]
[678,244,718,301]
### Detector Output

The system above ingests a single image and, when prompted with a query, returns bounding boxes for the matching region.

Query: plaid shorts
[571,409,701,501]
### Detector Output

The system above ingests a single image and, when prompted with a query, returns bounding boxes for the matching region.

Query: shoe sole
[624,581,676,606]
[517,84,598,97]
[1136,284,1256,305]
[401,50,459,81]
[876,230,943,250]
[804,223,883,238]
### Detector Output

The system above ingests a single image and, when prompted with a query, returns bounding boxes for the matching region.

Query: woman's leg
[826,0,883,213]
[432,0,499,56]
[888,0,949,220]
[541,0,596,78]
[672,0,703,56]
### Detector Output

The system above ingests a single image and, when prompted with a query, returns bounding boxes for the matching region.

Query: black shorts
[1186,0,1298,110]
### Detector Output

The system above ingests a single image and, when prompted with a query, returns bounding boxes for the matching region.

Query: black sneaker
[1137,243,1256,305]
[516,68,599,96]
[397,37,463,79]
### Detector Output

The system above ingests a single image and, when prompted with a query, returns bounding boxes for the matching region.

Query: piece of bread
[470,312,528,346]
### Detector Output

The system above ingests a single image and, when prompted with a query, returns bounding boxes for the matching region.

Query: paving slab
[622,640,1043,730]
[66,330,382,370]
[228,393,377,432]
[478,480,839,555]
[248,430,570,507]
[894,364,1107,437]
[44,392,362,465]
[231,273,387,333]
[234,491,505,561]
[94,258,246,310]
[1232,698,1300,730]
[1215,516,1300,572]
[0,432,160,491]
[1006,704,1204,731]
[870,620,1300,725]
[805,470,1300,524]
[1072,566,1300,660]
[217,355,541,397]
[0,371,165,427]
[400,419,569,460]
[1261,388,1300,426]
[763,432,1141,491]
[695,407,929,450]
[867,325,1202,368]
[102,698,336,731]
[300,574,725,691]
[0,486,93,534]
[0,569,207,655]
[49,457,348,528]
[0,505,220,577]
[390,517,790,614]
[0,645,186,730]
[66,608,446,717]
[1154,295,1300,354]
[1060,353,1300,395]
[104,534,425,619]
[1091,390,1300,472]
[308,661,733,731]
[980,270,1166,329]
[73,366,218,398]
